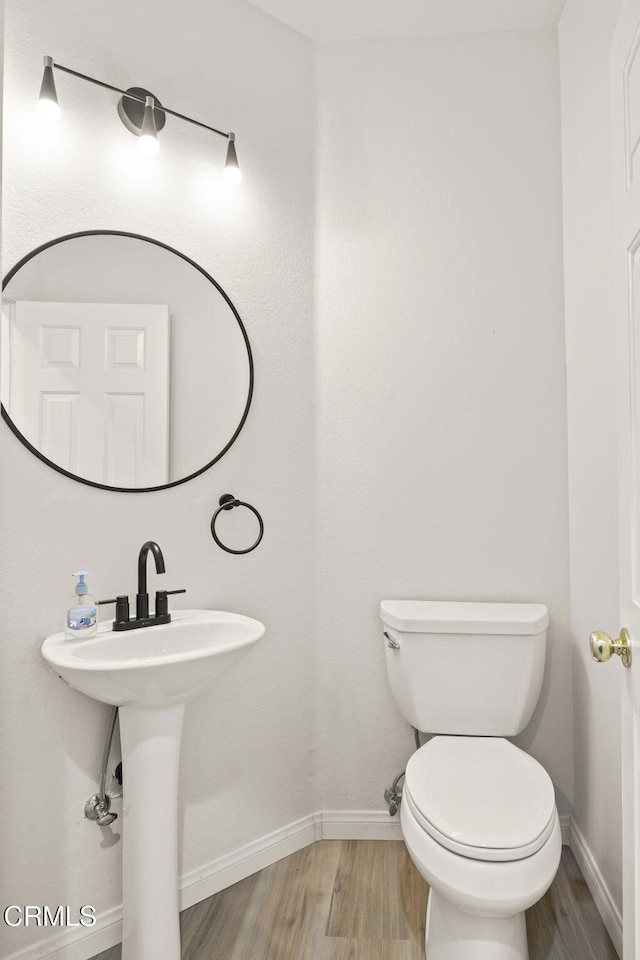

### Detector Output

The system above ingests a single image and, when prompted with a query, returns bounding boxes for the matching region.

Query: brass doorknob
[589,628,632,668]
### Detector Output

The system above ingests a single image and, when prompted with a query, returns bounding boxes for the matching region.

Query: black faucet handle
[98,595,130,625]
[136,592,149,620]
[155,589,186,618]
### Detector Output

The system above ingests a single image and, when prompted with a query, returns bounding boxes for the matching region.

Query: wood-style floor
[92,840,618,960]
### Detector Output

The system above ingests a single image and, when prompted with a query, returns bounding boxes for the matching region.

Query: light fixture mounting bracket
[117,87,166,136]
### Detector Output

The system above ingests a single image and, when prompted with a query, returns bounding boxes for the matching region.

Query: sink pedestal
[120,703,185,960]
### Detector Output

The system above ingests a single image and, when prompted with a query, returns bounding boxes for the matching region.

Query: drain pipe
[84,707,120,826]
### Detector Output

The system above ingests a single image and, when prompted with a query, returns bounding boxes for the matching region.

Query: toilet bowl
[401,736,561,959]
[380,600,560,960]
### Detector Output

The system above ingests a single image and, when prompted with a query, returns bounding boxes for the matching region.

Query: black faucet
[137,540,166,619]
[98,541,185,632]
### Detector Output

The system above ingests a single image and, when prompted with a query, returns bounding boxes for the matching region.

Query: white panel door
[612,4,640,957]
[9,302,169,487]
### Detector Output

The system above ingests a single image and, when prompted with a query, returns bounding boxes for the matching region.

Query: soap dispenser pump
[65,571,98,640]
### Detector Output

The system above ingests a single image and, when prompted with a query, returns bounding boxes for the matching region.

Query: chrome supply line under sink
[85,706,120,826]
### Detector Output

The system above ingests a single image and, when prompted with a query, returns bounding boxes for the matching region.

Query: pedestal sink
[42,610,265,960]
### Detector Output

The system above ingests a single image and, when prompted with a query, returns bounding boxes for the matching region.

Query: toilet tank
[380,600,549,736]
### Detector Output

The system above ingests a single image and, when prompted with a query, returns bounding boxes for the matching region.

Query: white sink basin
[41,609,265,707]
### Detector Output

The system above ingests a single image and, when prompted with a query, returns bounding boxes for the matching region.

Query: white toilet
[380,600,561,960]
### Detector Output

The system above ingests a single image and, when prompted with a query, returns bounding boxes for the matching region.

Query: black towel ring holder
[210,494,264,555]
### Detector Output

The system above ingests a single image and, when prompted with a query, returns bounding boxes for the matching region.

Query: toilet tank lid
[380,600,549,635]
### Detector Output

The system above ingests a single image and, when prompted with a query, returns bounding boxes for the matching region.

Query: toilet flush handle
[384,631,400,649]
[589,628,632,668]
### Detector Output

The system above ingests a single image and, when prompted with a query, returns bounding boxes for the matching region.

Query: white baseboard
[569,820,623,959]
[180,812,320,909]
[1,904,123,960]
[5,810,620,960]
[321,809,402,841]
[3,810,398,960]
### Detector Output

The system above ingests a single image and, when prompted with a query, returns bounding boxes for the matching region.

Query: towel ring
[210,494,264,555]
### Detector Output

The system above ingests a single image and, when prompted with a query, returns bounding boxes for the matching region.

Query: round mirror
[0,232,253,491]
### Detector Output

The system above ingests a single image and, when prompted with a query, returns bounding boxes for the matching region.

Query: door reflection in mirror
[0,232,253,491]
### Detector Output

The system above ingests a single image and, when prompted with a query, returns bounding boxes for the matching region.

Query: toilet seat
[404,736,556,863]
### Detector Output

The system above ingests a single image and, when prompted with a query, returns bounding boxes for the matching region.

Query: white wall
[0,0,315,954]
[559,0,624,915]
[315,29,572,814]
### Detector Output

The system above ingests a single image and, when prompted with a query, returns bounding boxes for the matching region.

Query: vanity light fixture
[36,56,241,183]
[37,56,60,123]
[224,133,241,185]
[138,96,160,158]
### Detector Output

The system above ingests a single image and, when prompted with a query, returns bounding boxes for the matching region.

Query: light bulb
[139,134,160,157]
[37,56,60,123]
[224,133,241,185]
[37,98,61,123]
[138,95,159,157]
[224,164,242,186]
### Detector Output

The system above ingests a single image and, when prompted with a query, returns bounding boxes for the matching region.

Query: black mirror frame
[1,230,254,493]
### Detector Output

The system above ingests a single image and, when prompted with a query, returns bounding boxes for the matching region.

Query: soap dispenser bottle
[65,572,98,640]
